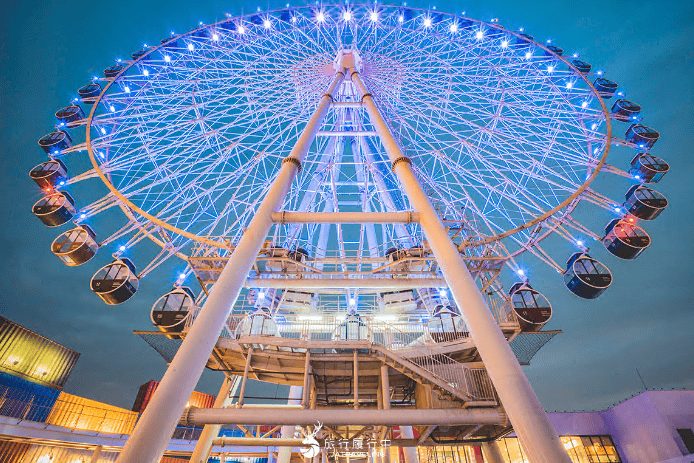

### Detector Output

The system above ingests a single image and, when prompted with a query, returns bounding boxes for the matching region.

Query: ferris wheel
[29,4,667,463]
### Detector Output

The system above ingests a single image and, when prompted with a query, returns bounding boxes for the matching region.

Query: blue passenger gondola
[593,78,618,99]
[571,59,592,74]
[55,105,85,124]
[90,258,139,305]
[509,282,552,332]
[131,49,149,61]
[52,224,99,266]
[563,253,612,299]
[151,286,196,339]
[160,36,179,50]
[611,99,641,122]
[515,32,534,47]
[602,219,650,260]
[623,185,667,220]
[38,131,72,155]
[32,191,76,227]
[544,45,563,56]
[77,83,102,102]
[628,153,669,183]
[625,124,659,149]
[29,159,68,190]
[104,64,124,78]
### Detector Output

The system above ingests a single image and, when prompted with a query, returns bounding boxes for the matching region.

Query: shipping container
[0,439,31,463]
[132,380,215,413]
[0,316,80,389]
[46,392,138,435]
[0,371,60,422]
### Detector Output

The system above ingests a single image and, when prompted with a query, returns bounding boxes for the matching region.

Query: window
[677,428,694,454]
[497,436,621,463]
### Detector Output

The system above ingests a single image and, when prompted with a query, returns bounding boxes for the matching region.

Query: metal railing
[197,312,496,403]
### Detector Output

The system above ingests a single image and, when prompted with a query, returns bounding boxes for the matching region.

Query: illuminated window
[498,436,620,463]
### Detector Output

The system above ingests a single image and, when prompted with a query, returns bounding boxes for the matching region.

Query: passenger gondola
[52,224,99,266]
[32,191,76,227]
[571,60,592,74]
[38,131,72,155]
[160,36,179,50]
[131,49,149,61]
[610,99,641,122]
[90,258,139,305]
[515,32,534,47]
[628,153,669,183]
[103,64,124,78]
[544,45,563,56]
[237,307,279,337]
[563,253,612,299]
[29,159,68,190]
[602,219,650,260]
[333,310,371,342]
[593,78,618,99]
[623,185,668,220]
[77,82,102,103]
[55,105,85,124]
[427,304,467,342]
[625,124,659,149]
[508,282,552,332]
[151,286,196,339]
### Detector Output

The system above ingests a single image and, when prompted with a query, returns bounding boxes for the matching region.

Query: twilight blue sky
[0,0,692,411]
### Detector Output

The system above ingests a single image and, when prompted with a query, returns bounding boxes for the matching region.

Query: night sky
[1,0,692,412]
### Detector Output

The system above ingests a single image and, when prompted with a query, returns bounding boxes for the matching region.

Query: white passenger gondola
[151,286,196,339]
[563,253,612,299]
[509,282,552,332]
[52,224,99,266]
[237,307,279,337]
[32,191,76,227]
[623,185,668,220]
[29,159,68,190]
[602,219,650,260]
[90,258,139,305]
[427,304,466,342]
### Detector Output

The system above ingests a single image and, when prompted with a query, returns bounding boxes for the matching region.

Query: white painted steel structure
[30,3,668,463]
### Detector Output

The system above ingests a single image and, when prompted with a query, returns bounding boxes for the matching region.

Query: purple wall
[543,390,694,463]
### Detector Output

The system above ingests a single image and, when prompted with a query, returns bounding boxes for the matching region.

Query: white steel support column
[278,385,304,463]
[190,375,240,463]
[351,69,571,463]
[115,70,345,463]
[89,445,103,463]
[399,426,419,463]
[481,441,506,463]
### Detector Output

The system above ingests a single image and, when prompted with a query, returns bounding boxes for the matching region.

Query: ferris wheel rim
[83,3,614,252]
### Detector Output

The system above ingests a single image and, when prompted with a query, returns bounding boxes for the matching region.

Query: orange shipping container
[46,392,138,435]
[132,380,214,413]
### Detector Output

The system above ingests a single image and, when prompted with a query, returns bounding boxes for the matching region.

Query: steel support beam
[272,211,419,224]
[114,70,346,463]
[184,407,507,427]
[278,385,304,463]
[353,350,359,409]
[89,445,103,463]
[237,349,253,408]
[190,375,240,463]
[246,278,447,289]
[482,441,506,463]
[350,67,571,463]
